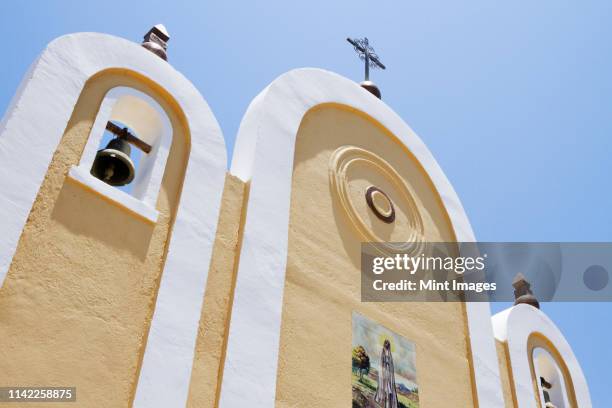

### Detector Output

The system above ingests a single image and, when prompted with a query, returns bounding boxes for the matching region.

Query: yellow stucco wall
[496,340,519,408]
[0,69,189,407]
[187,174,247,408]
[0,74,490,407]
[274,104,476,407]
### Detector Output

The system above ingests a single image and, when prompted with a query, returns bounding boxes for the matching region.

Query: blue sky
[1,1,611,405]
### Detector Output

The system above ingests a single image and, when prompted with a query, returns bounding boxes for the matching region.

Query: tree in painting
[352,345,371,381]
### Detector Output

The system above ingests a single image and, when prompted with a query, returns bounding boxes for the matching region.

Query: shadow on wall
[52,179,154,262]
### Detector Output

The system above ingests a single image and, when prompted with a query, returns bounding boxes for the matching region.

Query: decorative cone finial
[142,24,170,61]
[512,273,540,309]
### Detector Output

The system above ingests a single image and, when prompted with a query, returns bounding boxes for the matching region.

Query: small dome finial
[512,272,540,309]
[142,24,170,61]
[359,81,382,99]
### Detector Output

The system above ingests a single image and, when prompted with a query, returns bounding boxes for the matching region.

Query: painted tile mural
[352,312,419,408]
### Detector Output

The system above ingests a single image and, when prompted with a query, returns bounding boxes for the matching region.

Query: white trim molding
[222,68,505,407]
[0,32,227,408]
[492,304,592,407]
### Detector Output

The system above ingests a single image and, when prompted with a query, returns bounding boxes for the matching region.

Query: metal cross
[346,37,386,81]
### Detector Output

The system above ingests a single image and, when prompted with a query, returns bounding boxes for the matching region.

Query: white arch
[221,68,504,407]
[68,86,173,222]
[492,304,592,407]
[0,32,227,408]
[533,347,571,408]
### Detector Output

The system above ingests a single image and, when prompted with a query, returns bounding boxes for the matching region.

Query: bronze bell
[90,138,136,186]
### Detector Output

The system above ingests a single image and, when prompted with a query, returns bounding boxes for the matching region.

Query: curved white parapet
[492,304,592,407]
[0,32,227,408]
[222,68,504,407]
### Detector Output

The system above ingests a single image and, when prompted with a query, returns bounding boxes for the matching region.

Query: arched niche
[69,86,173,222]
[532,346,571,408]
[492,304,591,407]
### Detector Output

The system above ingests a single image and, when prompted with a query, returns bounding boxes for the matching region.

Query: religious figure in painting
[374,339,399,408]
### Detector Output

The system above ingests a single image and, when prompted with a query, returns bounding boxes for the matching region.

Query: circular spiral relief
[328,145,425,255]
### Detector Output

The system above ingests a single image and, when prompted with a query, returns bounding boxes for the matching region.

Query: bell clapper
[103,160,115,182]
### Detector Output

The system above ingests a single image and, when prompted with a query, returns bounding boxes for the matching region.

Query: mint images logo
[361,242,612,302]
[369,251,495,298]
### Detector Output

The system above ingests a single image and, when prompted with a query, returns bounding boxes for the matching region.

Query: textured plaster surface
[495,340,519,408]
[67,165,159,222]
[187,174,247,408]
[275,105,474,407]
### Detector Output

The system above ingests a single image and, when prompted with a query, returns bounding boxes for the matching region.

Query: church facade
[0,28,591,408]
